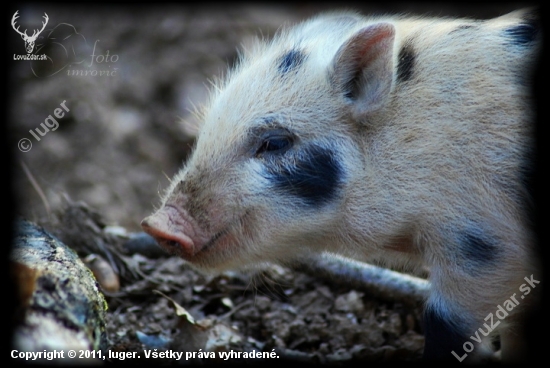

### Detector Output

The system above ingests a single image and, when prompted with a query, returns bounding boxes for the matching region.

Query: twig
[20,160,51,216]
[294,253,430,307]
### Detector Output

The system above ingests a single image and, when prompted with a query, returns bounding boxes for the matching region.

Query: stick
[294,253,429,307]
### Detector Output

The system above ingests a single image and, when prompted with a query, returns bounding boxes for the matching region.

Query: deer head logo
[12,11,49,54]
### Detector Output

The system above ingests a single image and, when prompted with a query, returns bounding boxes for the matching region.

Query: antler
[30,13,49,40]
[11,10,27,37]
[11,11,49,41]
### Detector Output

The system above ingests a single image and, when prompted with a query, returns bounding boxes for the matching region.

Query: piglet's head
[142,16,396,272]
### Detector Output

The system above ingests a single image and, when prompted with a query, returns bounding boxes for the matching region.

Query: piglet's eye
[256,135,293,156]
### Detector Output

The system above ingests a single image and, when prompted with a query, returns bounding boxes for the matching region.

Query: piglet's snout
[141,205,205,258]
[141,217,193,256]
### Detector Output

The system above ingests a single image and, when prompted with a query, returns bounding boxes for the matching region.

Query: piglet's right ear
[330,23,396,122]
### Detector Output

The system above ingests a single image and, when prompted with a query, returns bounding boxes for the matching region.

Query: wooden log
[11,219,108,361]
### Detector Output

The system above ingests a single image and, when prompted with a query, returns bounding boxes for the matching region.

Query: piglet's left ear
[331,23,395,122]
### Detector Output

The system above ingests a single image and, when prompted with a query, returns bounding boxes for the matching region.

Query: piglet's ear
[331,23,395,121]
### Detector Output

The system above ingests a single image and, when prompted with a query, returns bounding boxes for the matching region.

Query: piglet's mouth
[140,204,233,261]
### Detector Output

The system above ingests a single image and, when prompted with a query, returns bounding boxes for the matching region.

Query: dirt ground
[7,2,542,364]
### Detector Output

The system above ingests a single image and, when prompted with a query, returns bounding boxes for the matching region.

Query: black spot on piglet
[397,44,415,83]
[423,308,470,361]
[504,19,538,45]
[459,225,498,271]
[278,49,306,75]
[264,145,343,207]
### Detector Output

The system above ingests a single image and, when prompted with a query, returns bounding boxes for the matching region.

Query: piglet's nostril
[140,215,196,256]
[162,239,180,248]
